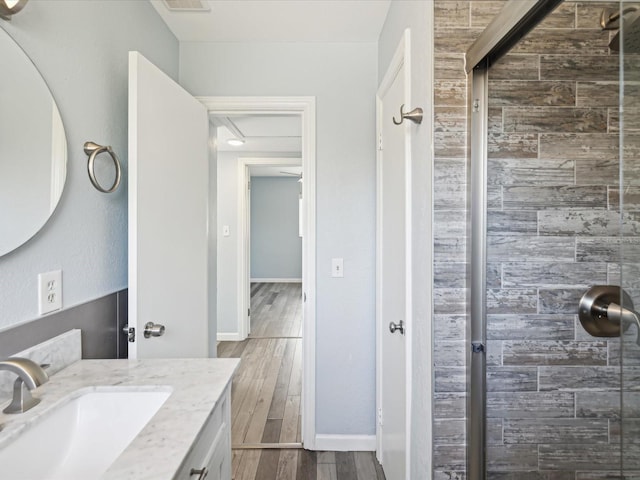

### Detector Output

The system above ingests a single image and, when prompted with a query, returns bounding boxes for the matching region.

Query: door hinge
[303,292,307,302]
[378,407,383,426]
[248,308,251,317]
[378,133,383,151]
[122,324,135,343]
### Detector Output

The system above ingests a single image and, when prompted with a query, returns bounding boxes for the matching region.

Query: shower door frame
[465,1,563,479]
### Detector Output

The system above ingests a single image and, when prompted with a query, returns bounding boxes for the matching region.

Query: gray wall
[250,177,302,280]
[181,42,378,436]
[216,151,239,335]
[377,1,434,476]
[207,126,218,357]
[0,2,178,333]
[0,290,128,360]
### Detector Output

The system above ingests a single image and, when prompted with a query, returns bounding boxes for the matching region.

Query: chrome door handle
[143,322,165,339]
[389,320,405,335]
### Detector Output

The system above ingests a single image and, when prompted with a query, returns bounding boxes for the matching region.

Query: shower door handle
[578,286,640,345]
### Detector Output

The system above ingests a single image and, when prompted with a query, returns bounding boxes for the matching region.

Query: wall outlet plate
[38,270,62,315]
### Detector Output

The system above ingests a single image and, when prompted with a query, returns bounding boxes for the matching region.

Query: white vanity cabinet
[174,382,232,480]
[0,359,240,480]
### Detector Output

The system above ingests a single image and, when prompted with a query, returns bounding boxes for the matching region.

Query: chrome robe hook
[393,104,424,125]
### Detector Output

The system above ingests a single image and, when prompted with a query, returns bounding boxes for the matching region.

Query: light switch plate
[38,270,62,315]
[331,258,344,278]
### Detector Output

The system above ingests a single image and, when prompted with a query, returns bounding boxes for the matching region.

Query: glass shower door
[466,1,640,477]
[479,1,630,478]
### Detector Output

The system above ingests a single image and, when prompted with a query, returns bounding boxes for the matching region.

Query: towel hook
[393,104,424,125]
[84,141,121,193]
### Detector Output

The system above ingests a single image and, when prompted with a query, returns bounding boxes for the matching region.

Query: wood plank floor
[232,450,386,480]
[218,283,385,480]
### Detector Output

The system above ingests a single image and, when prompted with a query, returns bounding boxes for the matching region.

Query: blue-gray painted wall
[181,41,378,436]
[250,177,302,280]
[0,1,178,333]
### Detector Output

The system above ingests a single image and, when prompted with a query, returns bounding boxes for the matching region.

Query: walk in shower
[465,0,640,478]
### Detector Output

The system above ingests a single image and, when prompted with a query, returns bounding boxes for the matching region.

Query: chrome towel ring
[84,141,121,193]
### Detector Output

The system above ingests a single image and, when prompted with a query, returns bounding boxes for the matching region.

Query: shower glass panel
[483,1,624,477]
[620,0,640,475]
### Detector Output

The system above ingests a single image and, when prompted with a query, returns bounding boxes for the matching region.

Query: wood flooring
[218,283,385,480]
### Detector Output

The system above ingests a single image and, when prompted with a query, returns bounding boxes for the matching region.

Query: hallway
[218,282,385,479]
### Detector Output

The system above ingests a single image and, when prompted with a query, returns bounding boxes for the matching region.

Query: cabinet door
[176,385,231,480]
[199,423,230,480]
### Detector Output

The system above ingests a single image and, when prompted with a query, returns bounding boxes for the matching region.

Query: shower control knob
[389,320,405,335]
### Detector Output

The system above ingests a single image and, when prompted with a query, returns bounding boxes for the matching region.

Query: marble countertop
[0,358,240,480]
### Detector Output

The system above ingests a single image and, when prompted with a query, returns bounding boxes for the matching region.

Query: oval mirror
[0,27,67,257]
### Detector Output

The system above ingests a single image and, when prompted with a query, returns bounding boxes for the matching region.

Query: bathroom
[1,0,639,478]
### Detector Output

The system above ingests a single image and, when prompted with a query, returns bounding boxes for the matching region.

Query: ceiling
[212,114,302,154]
[213,114,302,178]
[149,0,391,42]
[157,0,389,175]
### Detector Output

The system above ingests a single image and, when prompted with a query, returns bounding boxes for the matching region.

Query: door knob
[389,320,405,335]
[143,322,166,338]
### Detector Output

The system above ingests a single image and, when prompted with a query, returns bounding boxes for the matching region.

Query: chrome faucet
[0,357,49,414]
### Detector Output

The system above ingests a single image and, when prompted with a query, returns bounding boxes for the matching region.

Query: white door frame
[376,30,412,475]
[238,156,302,339]
[198,96,317,449]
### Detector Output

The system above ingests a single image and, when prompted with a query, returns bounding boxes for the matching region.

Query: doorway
[239,156,303,340]
[200,97,316,458]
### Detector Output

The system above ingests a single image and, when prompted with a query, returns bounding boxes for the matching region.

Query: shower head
[602,6,640,53]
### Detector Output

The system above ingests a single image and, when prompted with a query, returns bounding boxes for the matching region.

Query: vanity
[0,357,239,480]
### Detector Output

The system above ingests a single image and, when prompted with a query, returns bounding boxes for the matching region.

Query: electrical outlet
[38,270,62,315]
[331,258,344,278]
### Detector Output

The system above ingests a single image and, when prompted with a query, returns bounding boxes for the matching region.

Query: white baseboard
[250,278,302,283]
[217,332,244,342]
[313,434,376,452]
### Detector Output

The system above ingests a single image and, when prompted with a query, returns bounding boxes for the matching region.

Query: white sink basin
[0,388,171,480]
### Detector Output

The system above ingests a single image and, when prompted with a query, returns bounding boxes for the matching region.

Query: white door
[128,51,209,358]
[377,50,408,479]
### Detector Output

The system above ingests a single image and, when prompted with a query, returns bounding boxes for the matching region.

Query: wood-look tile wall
[434,2,500,478]
[434,1,640,478]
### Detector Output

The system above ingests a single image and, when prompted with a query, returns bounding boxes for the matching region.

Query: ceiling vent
[162,0,210,12]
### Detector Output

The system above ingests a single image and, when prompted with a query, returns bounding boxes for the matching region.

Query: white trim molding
[198,96,317,451]
[251,278,303,283]
[314,434,377,452]
[216,332,243,342]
